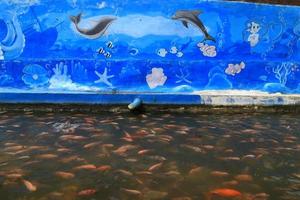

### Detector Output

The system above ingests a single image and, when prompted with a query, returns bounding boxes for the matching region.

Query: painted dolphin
[172,10,216,42]
[0,12,26,60]
[70,13,116,39]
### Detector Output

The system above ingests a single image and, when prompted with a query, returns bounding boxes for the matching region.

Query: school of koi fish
[0,111,299,200]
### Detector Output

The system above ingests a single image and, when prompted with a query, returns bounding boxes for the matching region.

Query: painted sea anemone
[22,64,49,88]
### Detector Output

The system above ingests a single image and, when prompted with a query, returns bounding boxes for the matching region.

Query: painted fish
[106,41,113,48]
[98,47,105,54]
[70,13,116,39]
[157,48,168,57]
[104,52,112,58]
[172,10,216,42]
[176,51,184,58]
[170,46,178,54]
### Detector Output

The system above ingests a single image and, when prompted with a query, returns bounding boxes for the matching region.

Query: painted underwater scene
[0,0,299,94]
[0,111,299,199]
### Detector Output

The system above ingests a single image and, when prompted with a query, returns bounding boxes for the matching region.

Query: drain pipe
[128,98,142,111]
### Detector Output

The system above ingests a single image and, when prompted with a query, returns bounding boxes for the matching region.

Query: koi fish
[22,179,37,192]
[55,171,75,179]
[211,171,229,178]
[235,174,253,182]
[121,188,142,196]
[77,189,97,196]
[36,154,58,159]
[138,149,151,155]
[97,165,111,172]
[206,188,242,200]
[148,162,163,172]
[116,169,133,176]
[73,164,97,170]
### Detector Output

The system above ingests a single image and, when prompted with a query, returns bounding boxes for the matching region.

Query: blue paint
[0,1,299,104]
[0,93,201,105]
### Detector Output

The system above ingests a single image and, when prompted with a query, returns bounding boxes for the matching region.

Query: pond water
[0,111,299,200]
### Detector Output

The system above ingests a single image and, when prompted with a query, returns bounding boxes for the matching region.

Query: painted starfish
[94,67,114,87]
[176,69,192,84]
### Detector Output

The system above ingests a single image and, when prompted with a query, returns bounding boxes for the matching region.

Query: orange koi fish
[77,189,97,196]
[206,188,242,200]
[22,179,37,192]
[97,165,111,172]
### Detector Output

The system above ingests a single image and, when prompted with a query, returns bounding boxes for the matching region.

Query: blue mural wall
[0,0,299,94]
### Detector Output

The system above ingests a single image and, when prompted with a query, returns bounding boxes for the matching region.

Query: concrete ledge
[195,90,300,106]
[0,90,300,106]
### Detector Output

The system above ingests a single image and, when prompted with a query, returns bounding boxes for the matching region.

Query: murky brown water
[0,111,299,200]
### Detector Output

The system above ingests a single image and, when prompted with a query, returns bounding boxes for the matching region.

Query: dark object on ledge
[128,98,143,112]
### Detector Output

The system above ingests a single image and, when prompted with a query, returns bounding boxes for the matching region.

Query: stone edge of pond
[0,91,300,113]
[0,104,300,114]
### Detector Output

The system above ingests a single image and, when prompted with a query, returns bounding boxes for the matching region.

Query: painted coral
[146,68,167,89]
[197,43,217,57]
[225,62,246,76]
[22,64,49,88]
